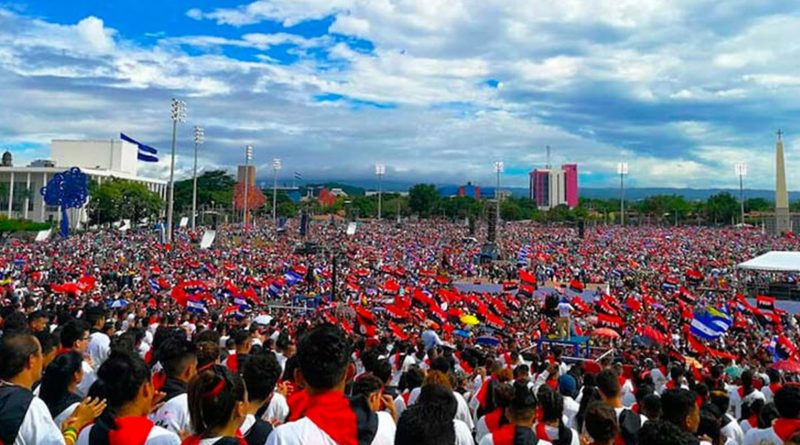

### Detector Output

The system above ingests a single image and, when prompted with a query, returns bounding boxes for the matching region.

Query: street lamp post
[272,158,281,224]
[243,145,253,228]
[375,163,385,220]
[191,126,204,230]
[617,162,628,226]
[735,162,747,225]
[167,98,186,243]
[494,160,504,233]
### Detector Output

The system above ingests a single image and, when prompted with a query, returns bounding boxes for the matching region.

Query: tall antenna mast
[546,145,551,169]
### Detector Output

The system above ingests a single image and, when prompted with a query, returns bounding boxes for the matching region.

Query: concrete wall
[52,140,139,175]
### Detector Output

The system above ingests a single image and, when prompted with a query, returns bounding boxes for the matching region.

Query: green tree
[88,179,163,225]
[745,198,773,213]
[705,192,739,224]
[174,170,236,212]
[408,184,439,217]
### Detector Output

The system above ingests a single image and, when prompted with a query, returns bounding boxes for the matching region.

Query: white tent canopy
[737,251,800,272]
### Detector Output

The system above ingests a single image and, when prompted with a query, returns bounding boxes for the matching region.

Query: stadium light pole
[191,126,203,230]
[735,162,747,225]
[494,160,504,229]
[375,163,385,220]
[243,145,252,229]
[167,98,186,243]
[272,158,281,224]
[617,162,628,226]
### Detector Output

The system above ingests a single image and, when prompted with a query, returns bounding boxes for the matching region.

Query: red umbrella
[772,359,800,373]
[591,328,621,339]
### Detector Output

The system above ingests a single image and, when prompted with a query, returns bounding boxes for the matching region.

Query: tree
[408,184,439,217]
[88,179,163,225]
[705,192,739,224]
[745,198,773,213]
[174,170,236,212]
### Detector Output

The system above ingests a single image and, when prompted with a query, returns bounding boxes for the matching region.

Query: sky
[1,1,800,190]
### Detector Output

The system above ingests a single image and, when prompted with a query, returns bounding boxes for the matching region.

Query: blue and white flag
[294,171,303,181]
[121,133,159,163]
[284,269,303,286]
[517,246,529,265]
[148,278,160,294]
[187,299,207,314]
[690,311,730,340]
[268,280,283,297]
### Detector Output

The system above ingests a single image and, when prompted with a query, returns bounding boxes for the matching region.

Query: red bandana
[773,418,800,441]
[302,391,358,445]
[107,416,154,445]
[492,424,517,445]
[485,408,505,433]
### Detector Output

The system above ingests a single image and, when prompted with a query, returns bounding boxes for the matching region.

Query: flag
[689,312,730,340]
[517,247,529,265]
[519,269,536,285]
[687,334,707,355]
[268,279,284,297]
[294,171,303,181]
[678,287,696,304]
[597,313,624,329]
[383,279,400,295]
[121,133,159,162]
[284,269,303,286]
[685,269,704,283]
[148,278,160,293]
[518,284,534,298]
[625,296,642,312]
[734,294,753,313]
[569,279,585,292]
[571,296,591,314]
[186,299,207,314]
[756,295,775,312]
[770,335,798,361]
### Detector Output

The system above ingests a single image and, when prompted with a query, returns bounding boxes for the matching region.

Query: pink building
[530,170,551,208]
[562,164,578,208]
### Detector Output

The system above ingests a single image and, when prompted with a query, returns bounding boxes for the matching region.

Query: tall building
[775,130,791,234]
[237,165,256,186]
[529,164,579,210]
[458,182,481,199]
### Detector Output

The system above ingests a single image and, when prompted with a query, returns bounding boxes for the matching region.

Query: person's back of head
[537,385,564,423]
[740,370,753,389]
[395,384,456,445]
[94,350,152,413]
[597,369,621,400]
[402,367,424,392]
[741,398,764,423]
[775,385,800,419]
[430,356,451,374]
[661,388,700,433]
[758,402,780,429]
[34,330,58,365]
[372,359,392,386]
[352,373,385,412]
[157,337,197,381]
[3,311,30,335]
[514,364,530,381]
[187,365,246,437]
[424,370,453,390]
[697,405,722,445]
[709,390,730,417]
[584,401,619,445]
[640,394,662,421]
[241,352,281,406]
[0,333,41,384]
[195,341,221,371]
[296,324,352,392]
[39,351,83,415]
[508,380,537,425]
[638,419,695,445]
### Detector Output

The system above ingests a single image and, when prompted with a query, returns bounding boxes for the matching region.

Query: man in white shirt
[58,320,96,398]
[86,306,111,369]
[150,337,198,435]
[743,386,800,445]
[268,325,395,445]
[557,297,573,339]
[0,334,65,445]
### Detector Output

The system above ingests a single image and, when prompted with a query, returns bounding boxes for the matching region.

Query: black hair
[759,402,781,429]
[584,401,619,443]
[241,352,281,403]
[775,386,800,419]
[352,373,384,398]
[635,384,655,405]
[742,398,765,423]
[660,388,697,428]
[508,380,537,421]
[576,378,602,433]
[195,329,221,345]
[60,319,89,349]
[188,365,246,436]
[111,331,138,354]
[157,337,197,378]
[401,367,425,392]
[638,419,695,445]
[2,311,30,334]
[93,350,151,411]
[514,364,530,380]
[430,356,451,374]
[641,394,662,421]
[0,334,40,379]
[493,383,515,410]
[84,306,107,328]
[34,330,58,355]
[231,329,250,348]
[537,385,564,423]
[597,369,621,399]
[39,351,83,416]
[697,406,722,445]
[28,310,50,323]
[195,341,221,370]
[709,390,730,416]
[372,359,392,385]
[282,355,299,382]
[395,384,456,445]
[296,324,352,390]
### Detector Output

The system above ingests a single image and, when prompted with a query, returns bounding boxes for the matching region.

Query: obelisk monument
[775,130,791,234]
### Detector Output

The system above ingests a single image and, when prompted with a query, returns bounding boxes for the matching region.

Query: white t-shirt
[88,332,111,369]
[729,388,765,419]
[721,415,744,445]
[53,402,80,429]
[266,411,395,445]
[261,392,290,423]
[75,361,96,398]
[536,424,580,445]
[14,396,65,445]
[478,431,551,445]
[558,303,573,318]
[76,423,180,445]
[742,427,782,445]
[454,419,476,445]
[151,393,191,435]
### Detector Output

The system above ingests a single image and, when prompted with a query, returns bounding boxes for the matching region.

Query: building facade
[458,182,481,200]
[0,139,167,226]
[237,165,256,186]
[529,164,579,210]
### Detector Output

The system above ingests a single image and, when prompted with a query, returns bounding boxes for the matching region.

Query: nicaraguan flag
[690,312,729,340]
[121,133,159,162]
[284,269,303,286]
[294,171,303,181]
[148,278,160,293]
[268,279,284,297]
[186,299,207,314]
[517,246,529,265]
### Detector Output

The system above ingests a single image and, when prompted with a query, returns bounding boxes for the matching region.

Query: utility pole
[617,162,628,226]
[191,126,203,230]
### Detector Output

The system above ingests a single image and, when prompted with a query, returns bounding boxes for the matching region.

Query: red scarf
[747,415,757,428]
[287,389,309,422]
[401,391,412,406]
[181,436,246,445]
[769,383,782,395]
[301,391,358,445]
[394,352,402,371]
[492,424,518,445]
[226,354,238,372]
[666,380,676,390]
[773,418,800,441]
[485,409,505,433]
[107,416,154,445]
[535,422,552,441]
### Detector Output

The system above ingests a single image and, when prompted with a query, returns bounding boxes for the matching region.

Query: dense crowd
[1,219,800,445]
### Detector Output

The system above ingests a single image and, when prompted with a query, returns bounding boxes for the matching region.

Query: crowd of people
[1,219,800,445]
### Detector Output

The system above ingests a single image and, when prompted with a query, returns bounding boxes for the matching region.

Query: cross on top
[777,129,784,140]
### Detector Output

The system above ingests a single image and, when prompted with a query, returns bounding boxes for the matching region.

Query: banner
[200,230,216,249]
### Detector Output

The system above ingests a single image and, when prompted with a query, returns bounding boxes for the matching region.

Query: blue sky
[2,0,800,190]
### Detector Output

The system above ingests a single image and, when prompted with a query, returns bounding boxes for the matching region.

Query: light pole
[167,98,186,243]
[191,126,203,230]
[375,163,385,220]
[494,160,504,231]
[617,162,628,226]
[243,145,253,228]
[272,158,281,224]
[735,162,747,225]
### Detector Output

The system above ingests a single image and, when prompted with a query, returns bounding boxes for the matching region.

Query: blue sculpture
[40,167,89,237]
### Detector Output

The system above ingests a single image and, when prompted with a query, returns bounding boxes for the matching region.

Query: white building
[0,139,167,226]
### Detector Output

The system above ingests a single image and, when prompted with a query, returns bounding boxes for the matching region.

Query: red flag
[707,347,737,360]
[597,313,624,329]
[569,279,585,292]
[625,296,642,312]
[518,284,535,298]
[687,334,707,355]
[756,295,775,312]
[519,269,537,284]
